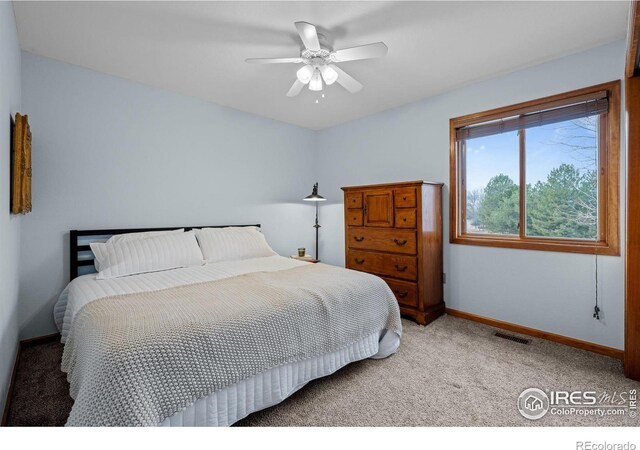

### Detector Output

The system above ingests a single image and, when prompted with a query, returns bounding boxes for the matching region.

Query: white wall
[0,2,22,414]
[19,52,318,339]
[316,40,626,349]
[17,39,627,351]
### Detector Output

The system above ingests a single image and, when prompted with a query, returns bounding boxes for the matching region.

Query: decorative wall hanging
[11,113,32,214]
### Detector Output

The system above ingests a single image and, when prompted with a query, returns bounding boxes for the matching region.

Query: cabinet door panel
[364,190,394,228]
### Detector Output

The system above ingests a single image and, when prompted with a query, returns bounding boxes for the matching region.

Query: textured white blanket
[55,256,309,342]
[62,263,401,426]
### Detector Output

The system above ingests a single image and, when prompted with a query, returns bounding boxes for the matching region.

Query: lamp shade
[296,65,314,84]
[320,65,338,85]
[308,69,323,91]
[303,182,326,202]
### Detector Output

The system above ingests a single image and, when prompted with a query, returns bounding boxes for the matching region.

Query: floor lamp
[303,182,326,260]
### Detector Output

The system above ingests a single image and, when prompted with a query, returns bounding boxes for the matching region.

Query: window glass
[524,116,598,240]
[465,131,520,235]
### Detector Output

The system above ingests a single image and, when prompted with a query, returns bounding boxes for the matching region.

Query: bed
[54,225,402,426]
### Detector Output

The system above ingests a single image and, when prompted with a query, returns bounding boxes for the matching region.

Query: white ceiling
[13,1,629,130]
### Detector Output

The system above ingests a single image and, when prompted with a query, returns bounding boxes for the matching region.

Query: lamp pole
[314,200,320,260]
[302,183,326,260]
[303,182,325,261]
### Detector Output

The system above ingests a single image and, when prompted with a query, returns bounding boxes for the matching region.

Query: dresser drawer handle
[394,239,407,246]
[395,264,408,272]
[394,289,409,298]
[403,218,407,222]
[355,258,365,264]
[354,236,365,242]
[402,196,407,200]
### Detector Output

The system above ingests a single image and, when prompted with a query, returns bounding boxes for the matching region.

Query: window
[450,81,620,255]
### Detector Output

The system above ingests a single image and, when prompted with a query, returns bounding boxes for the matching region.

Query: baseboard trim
[20,333,61,348]
[1,333,61,426]
[446,308,624,360]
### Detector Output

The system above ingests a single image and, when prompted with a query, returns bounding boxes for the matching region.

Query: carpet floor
[4,315,639,426]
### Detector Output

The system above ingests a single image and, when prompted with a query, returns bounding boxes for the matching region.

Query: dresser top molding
[341,180,444,191]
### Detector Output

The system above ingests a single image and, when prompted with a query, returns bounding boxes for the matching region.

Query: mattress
[55,255,401,426]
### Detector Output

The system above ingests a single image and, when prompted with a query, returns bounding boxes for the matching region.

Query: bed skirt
[157,329,400,427]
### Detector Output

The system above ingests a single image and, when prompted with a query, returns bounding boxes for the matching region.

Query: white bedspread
[54,255,402,427]
[55,255,308,342]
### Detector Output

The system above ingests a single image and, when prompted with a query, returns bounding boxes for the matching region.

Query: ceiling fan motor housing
[301,49,333,67]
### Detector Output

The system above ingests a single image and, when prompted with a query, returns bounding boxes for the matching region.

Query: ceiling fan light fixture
[309,69,323,91]
[246,21,387,97]
[296,64,314,84]
[319,65,338,85]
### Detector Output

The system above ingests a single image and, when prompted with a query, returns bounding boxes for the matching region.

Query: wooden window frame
[449,81,620,256]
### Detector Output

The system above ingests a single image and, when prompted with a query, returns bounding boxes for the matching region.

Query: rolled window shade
[456,93,608,141]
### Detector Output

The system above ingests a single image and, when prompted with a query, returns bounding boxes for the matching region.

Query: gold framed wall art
[11,113,32,215]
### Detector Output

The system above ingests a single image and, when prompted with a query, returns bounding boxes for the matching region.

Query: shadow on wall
[312,202,346,267]
[251,202,318,258]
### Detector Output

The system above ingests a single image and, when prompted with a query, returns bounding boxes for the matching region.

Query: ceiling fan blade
[245,57,303,64]
[330,64,363,93]
[294,21,321,51]
[332,42,388,62]
[286,79,305,97]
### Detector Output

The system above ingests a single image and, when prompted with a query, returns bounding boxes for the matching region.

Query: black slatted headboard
[69,224,260,281]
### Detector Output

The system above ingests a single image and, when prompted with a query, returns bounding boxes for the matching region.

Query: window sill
[450,234,620,256]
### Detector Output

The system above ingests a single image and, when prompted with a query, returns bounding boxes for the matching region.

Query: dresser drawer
[346,192,363,209]
[347,250,417,281]
[394,187,417,208]
[346,209,363,226]
[395,208,417,228]
[347,228,416,255]
[383,277,419,309]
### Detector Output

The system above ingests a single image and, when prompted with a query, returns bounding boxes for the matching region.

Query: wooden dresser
[341,180,444,325]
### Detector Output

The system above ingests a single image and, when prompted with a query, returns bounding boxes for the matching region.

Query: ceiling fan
[246,22,388,97]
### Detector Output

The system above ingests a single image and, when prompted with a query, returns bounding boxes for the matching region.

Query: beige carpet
[238,315,639,426]
[6,315,639,426]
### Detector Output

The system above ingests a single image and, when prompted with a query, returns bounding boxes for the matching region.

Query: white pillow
[91,231,204,280]
[107,228,184,245]
[194,227,277,263]
[92,229,185,271]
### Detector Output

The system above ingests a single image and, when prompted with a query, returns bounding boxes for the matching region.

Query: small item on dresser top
[298,247,306,257]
